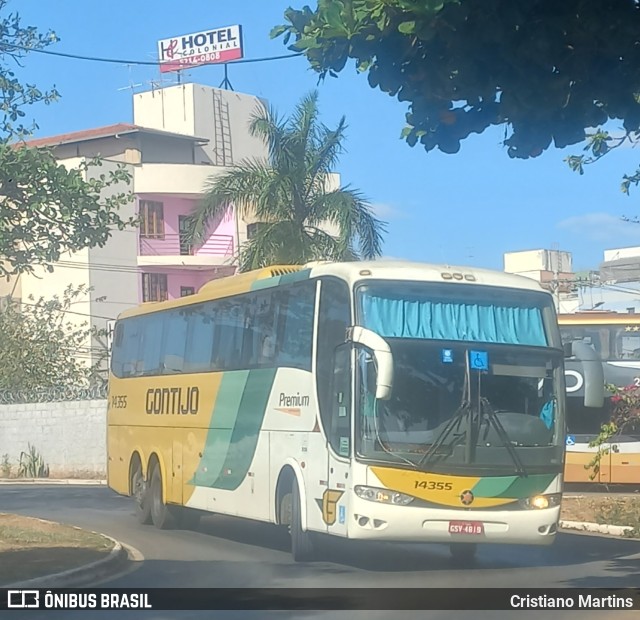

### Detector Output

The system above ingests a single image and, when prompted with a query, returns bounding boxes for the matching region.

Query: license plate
[448,520,484,535]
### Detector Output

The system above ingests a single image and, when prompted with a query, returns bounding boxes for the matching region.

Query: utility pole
[551,242,561,312]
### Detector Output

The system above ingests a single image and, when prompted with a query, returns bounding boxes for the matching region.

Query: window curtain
[361,296,547,346]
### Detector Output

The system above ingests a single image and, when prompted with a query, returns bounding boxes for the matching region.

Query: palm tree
[186,91,386,272]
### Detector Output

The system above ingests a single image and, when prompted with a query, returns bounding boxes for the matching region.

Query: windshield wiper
[416,399,529,477]
[416,401,473,469]
[479,397,528,477]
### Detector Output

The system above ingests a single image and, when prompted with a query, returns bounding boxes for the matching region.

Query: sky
[13,0,640,272]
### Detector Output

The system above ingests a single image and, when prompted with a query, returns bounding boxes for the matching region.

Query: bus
[559,312,640,484]
[107,261,567,562]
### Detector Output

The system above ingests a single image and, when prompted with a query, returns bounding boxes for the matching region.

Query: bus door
[607,435,640,484]
[325,344,353,537]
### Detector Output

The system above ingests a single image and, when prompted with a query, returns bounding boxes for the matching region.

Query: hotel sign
[157,25,243,73]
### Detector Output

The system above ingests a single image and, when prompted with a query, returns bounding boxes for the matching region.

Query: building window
[180,286,195,297]
[140,200,165,238]
[142,273,168,302]
[247,222,265,240]
[178,216,192,256]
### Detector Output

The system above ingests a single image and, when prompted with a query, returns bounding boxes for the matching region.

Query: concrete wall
[86,159,139,355]
[133,84,196,140]
[0,400,107,478]
[51,136,139,162]
[139,133,196,164]
[133,162,223,195]
[133,83,269,167]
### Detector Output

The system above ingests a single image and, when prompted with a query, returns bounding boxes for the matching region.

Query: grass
[0,513,114,585]
[561,496,640,538]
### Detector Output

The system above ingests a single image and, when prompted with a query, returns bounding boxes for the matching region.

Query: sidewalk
[0,514,128,588]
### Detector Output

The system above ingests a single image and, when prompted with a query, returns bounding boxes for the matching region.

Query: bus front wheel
[149,465,178,530]
[291,478,315,562]
[131,461,151,525]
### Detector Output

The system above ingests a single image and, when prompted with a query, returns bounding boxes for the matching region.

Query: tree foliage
[274,1,640,160]
[186,91,385,271]
[0,284,107,391]
[587,383,640,480]
[0,0,134,278]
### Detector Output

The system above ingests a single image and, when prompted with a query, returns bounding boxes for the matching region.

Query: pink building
[22,122,242,305]
[135,192,237,302]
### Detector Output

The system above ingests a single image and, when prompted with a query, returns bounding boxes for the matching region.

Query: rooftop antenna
[117,64,143,119]
[144,51,180,92]
[117,64,143,92]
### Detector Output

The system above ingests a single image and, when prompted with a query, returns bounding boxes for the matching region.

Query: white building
[2,83,340,370]
[503,248,579,312]
[572,245,640,313]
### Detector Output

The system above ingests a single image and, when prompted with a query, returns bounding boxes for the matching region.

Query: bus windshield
[560,323,640,361]
[355,282,565,471]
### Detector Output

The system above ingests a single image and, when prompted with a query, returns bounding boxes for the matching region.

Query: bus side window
[112,318,142,378]
[329,345,352,457]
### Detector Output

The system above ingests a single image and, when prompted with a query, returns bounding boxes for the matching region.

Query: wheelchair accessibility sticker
[469,350,489,371]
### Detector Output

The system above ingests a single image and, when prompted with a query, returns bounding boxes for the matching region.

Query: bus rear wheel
[149,465,178,530]
[450,543,477,564]
[131,461,151,525]
[290,478,315,562]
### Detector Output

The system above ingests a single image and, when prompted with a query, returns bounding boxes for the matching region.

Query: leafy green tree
[0,0,133,278]
[273,1,640,160]
[0,284,107,391]
[187,91,385,271]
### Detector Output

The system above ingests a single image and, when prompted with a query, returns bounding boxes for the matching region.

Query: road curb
[0,479,106,485]
[559,519,636,536]
[4,529,127,588]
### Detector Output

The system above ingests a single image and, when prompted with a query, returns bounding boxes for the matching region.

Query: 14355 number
[414,480,453,490]
[111,395,127,409]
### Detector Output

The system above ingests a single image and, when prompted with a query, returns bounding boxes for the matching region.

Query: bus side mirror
[571,341,605,408]
[346,326,393,400]
[563,341,573,358]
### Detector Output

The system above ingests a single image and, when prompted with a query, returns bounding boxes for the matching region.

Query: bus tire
[131,460,151,525]
[450,543,477,564]
[149,464,178,530]
[291,477,315,562]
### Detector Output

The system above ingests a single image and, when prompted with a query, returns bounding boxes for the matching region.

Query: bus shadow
[564,483,640,495]
[175,512,640,574]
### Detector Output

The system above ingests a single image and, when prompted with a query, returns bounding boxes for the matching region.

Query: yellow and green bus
[559,312,640,484]
[107,261,567,562]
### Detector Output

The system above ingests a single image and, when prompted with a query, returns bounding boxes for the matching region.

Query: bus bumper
[347,498,560,545]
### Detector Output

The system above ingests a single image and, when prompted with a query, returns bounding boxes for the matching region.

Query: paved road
[1,485,639,620]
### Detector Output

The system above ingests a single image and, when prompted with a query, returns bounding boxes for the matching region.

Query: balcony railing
[139,233,234,258]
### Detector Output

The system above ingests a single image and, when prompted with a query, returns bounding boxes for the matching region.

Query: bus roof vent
[265,266,302,277]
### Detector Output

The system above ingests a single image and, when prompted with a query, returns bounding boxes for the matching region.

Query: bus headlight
[354,485,414,506]
[519,493,562,510]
